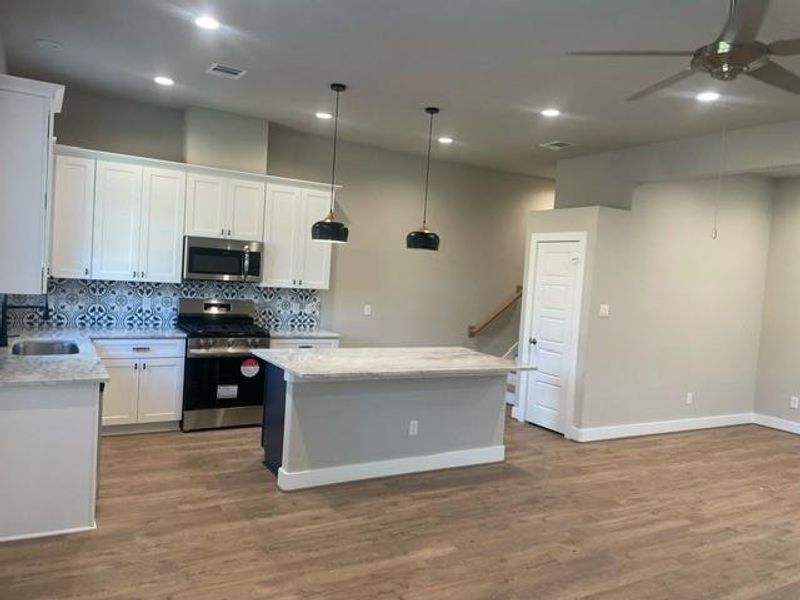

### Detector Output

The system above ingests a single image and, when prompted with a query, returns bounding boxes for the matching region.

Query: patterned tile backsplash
[4,279,320,331]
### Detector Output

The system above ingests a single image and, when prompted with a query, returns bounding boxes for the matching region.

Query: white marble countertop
[0,327,186,387]
[252,346,531,381]
[269,328,340,339]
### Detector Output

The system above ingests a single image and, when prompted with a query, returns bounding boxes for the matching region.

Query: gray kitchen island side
[253,346,530,491]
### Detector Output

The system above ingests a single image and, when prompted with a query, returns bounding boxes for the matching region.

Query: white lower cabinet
[96,338,185,428]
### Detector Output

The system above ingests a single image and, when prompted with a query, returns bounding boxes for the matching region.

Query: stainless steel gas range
[177,298,270,431]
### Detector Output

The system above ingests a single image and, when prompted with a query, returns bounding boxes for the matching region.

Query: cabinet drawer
[93,338,186,359]
[269,338,339,350]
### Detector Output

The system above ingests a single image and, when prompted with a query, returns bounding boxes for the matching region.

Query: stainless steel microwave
[183,236,263,282]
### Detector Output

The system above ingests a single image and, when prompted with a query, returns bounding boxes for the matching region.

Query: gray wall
[556,119,800,210]
[268,124,554,355]
[54,88,184,161]
[756,178,800,423]
[527,177,773,429]
[184,107,269,173]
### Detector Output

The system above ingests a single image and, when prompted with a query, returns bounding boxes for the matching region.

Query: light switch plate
[363,304,372,317]
[791,396,799,410]
[599,304,610,318]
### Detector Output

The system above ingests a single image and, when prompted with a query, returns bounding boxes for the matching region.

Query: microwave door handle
[243,247,250,281]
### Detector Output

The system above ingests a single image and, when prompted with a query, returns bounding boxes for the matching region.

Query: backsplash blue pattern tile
[5,279,320,331]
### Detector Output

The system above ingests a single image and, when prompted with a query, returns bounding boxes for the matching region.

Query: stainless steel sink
[10,340,80,356]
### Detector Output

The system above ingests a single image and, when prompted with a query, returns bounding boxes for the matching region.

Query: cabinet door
[228,179,265,241]
[139,167,186,283]
[51,155,95,278]
[137,358,184,423]
[297,189,333,289]
[92,161,142,281]
[262,184,301,288]
[102,359,140,426]
[185,172,226,238]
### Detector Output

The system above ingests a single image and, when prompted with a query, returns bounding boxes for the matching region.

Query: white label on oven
[216,385,238,399]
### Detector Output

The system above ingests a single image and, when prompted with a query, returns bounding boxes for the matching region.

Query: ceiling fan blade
[717,0,771,44]
[746,60,800,94]
[768,38,800,56]
[567,50,693,57]
[626,70,696,101]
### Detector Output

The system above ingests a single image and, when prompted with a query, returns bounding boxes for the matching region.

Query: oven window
[188,248,243,276]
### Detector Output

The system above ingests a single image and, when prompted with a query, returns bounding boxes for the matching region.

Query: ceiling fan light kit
[568,0,800,100]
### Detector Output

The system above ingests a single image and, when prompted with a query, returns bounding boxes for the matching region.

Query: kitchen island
[252,347,528,491]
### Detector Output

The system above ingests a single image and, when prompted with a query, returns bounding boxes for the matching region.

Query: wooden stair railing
[468,285,523,337]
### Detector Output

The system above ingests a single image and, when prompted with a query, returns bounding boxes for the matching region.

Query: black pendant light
[312,83,349,243]
[406,106,441,251]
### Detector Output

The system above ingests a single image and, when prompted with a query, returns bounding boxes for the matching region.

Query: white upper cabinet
[91,160,185,283]
[139,167,186,283]
[262,184,332,290]
[263,184,301,289]
[298,189,334,289]
[185,171,265,241]
[185,172,227,238]
[228,179,266,240]
[92,161,143,281]
[0,75,63,294]
[51,155,95,279]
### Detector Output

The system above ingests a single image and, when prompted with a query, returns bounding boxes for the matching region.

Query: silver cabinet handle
[298,345,313,349]
[140,272,145,278]
[220,228,224,236]
[142,362,147,370]
[84,267,89,276]
[134,363,138,370]
[227,229,232,236]
[132,346,151,352]
[133,271,137,278]
[529,337,538,346]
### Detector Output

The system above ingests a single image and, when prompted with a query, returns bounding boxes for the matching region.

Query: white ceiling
[2,0,800,178]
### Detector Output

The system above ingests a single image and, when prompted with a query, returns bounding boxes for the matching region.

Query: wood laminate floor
[1,418,800,600]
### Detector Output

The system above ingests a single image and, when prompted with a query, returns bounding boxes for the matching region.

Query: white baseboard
[0,523,95,543]
[277,445,505,491]
[753,413,800,435]
[570,413,754,442]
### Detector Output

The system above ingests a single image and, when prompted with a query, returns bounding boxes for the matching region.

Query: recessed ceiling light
[540,108,561,118]
[696,91,720,103]
[438,136,454,145]
[194,15,220,30]
[315,112,333,120]
[154,76,175,87]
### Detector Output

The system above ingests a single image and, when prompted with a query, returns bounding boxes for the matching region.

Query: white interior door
[228,179,265,241]
[137,358,183,423]
[522,238,584,433]
[139,166,186,283]
[51,155,95,279]
[298,189,333,289]
[262,184,301,288]
[185,172,226,238]
[91,160,142,281]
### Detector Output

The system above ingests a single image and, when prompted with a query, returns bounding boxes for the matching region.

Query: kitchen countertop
[252,346,531,381]
[0,327,186,387]
[269,328,340,339]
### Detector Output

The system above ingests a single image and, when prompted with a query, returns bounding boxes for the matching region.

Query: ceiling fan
[568,0,800,100]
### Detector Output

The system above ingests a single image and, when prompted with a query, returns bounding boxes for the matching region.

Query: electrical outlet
[408,420,419,437]
[686,392,694,405]
[363,304,372,317]
[598,304,610,318]
[142,297,152,311]
[791,396,799,410]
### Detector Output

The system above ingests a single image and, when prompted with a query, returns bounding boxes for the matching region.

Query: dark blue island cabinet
[260,361,287,476]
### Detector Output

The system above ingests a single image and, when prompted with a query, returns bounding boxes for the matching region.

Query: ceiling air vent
[538,140,573,151]
[206,63,247,80]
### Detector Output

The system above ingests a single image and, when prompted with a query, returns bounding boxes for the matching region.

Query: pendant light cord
[422,110,434,225]
[329,87,341,213]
